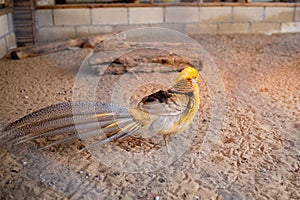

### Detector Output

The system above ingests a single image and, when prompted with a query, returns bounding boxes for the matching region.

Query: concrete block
[76,26,113,37]
[149,23,185,33]
[251,22,280,35]
[281,22,300,33]
[112,24,151,32]
[265,7,293,22]
[219,23,250,34]
[295,7,300,21]
[165,7,199,23]
[54,9,90,26]
[7,13,14,32]
[0,14,8,37]
[233,7,264,22]
[0,37,6,58]
[129,8,163,24]
[185,24,217,34]
[199,7,232,23]
[89,26,114,34]
[76,26,90,38]
[5,32,16,50]
[37,27,75,43]
[92,8,127,25]
[36,10,53,27]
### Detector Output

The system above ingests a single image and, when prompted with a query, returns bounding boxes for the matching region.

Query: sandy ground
[0,33,299,199]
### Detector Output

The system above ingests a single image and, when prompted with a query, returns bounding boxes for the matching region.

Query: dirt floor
[0,33,299,199]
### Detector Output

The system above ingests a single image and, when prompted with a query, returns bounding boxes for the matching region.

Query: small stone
[57,91,67,95]
[158,177,165,183]
[113,172,120,176]
[219,185,226,189]
[49,182,56,188]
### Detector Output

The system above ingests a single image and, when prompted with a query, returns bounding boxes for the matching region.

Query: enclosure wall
[36,5,300,43]
[0,12,16,58]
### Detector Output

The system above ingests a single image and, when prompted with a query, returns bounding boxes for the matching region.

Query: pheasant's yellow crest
[176,67,199,83]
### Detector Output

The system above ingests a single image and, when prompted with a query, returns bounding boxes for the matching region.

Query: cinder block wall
[36,5,300,43]
[0,12,16,58]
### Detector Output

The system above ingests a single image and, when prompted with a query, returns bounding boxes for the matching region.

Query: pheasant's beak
[194,77,200,84]
[192,78,200,85]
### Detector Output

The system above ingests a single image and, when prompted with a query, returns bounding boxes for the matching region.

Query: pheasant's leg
[163,134,170,154]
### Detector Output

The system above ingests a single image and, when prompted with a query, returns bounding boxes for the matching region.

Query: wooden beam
[0,7,13,16]
[36,2,300,9]
[10,38,87,59]
[10,34,114,59]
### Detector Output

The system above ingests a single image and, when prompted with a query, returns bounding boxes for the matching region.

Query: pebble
[57,91,67,95]
[48,181,56,188]
[85,173,92,179]
[158,177,165,183]
[219,185,226,189]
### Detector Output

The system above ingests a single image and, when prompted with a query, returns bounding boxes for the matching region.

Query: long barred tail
[1,101,142,150]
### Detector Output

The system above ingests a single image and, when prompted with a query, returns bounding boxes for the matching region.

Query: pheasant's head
[176,67,200,84]
[173,66,200,94]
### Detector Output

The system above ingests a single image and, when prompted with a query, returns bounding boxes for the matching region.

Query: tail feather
[85,121,142,150]
[14,120,105,144]
[38,134,79,150]
[3,102,75,133]
[2,101,129,132]
[116,122,141,141]
[1,101,141,149]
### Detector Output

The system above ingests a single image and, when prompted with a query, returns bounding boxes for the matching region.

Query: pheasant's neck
[192,84,200,109]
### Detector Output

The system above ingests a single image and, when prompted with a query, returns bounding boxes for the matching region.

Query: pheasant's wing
[138,90,189,116]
